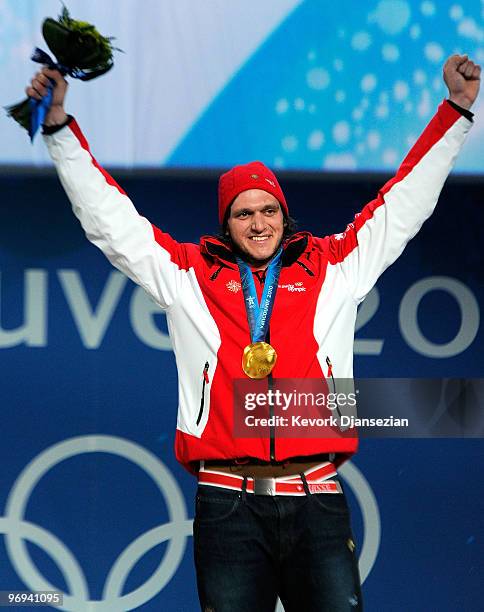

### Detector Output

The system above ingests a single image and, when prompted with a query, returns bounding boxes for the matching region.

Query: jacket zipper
[326,356,342,419]
[268,366,275,462]
[196,362,210,426]
[266,325,276,461]
[256,271,276,462]
[296,260,314,276]
[209,265,224,281]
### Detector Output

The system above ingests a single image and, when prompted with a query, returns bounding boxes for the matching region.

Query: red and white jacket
[44,101,472,472]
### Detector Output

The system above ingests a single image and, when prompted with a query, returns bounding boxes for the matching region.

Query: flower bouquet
[6,5,120,140]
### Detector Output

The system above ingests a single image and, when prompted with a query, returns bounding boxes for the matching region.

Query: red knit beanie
[218,161,288,225]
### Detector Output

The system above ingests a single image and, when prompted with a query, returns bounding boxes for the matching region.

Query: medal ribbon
[236,247,283,343]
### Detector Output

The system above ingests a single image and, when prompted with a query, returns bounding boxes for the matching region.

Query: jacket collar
[199,231,315,271]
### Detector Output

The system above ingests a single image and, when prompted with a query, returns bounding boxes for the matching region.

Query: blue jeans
[193,478,362,611]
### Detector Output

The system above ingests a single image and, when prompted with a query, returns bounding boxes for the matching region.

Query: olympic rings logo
[0,436,193,611]
[0,436,380,611]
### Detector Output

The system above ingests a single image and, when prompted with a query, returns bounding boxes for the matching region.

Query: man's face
[226,189,284,267]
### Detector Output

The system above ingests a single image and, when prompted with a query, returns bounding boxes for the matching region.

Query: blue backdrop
[2,0,484,172]
[0,170,482,611]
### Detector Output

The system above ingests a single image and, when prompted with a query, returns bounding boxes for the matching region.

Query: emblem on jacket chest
[278,281,306,292]
[226,280,242,293]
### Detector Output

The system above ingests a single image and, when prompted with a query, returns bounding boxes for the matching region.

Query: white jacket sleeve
[327,100,473,303]
[44,118,188,310]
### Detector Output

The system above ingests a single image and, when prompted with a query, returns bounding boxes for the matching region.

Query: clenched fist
[444,54,481,110]
[25,68,68,126]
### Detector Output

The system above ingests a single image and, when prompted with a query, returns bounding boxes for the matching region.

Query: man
[27,54,480,611]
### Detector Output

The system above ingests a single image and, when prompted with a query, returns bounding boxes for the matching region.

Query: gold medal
[242,341,277,379]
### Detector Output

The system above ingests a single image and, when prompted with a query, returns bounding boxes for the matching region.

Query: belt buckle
[253,477,276,496]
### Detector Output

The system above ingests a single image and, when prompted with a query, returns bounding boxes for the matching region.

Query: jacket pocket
[325,356,335,392]
[325,355,343,418]
[196,361,210,426]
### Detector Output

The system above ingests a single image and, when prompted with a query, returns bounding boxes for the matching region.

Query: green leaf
[5,98,31,132]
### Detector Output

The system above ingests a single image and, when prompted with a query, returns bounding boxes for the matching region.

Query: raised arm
[27,68,189,310]
[327,55,480,303]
